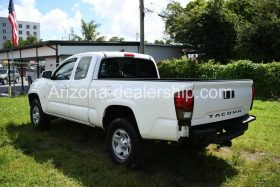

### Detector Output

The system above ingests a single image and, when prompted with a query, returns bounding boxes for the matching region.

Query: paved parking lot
[0,78,29,95]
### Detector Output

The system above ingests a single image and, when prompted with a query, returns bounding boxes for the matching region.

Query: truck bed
[98,78,252,82]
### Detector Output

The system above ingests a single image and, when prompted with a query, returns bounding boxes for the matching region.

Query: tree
[226,0,280,62]
[96,36,106,42]
[165,0,238,63]
[154,39,172,44]
[2,36,39,49]
[109,36,125,42]
[164,0,280,62]
[3,40,12,49]
[198,0,238,62]
[26,35,39,44]
[80,19,105,41]
[154,40,165,44]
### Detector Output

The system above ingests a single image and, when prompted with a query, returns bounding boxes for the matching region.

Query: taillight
[174,90,194,120]
[124,53,135,57]
[250,86,256,110]
[252,86,256,100]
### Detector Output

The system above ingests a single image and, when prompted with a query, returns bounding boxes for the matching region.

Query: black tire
[30,99,50,130]
[107,118,141,168]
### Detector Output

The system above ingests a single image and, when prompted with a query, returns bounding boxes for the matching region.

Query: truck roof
[69,52,152,61]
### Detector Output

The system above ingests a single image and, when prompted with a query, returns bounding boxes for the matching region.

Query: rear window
[99,58,158,79]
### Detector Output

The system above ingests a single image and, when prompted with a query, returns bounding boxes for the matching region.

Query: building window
[2,22,6,27]
[34,32,37,36]
[19,37,22,40]
[26,31,30,36]
[19,24,22,28]
[26,25,30,29]
[3,36,6,40]
[19,30,22,35]
[3,29,6,34]
[33,25,37,29]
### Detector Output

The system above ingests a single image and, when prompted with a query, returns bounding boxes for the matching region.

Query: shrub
[157,59,280,99]
[158,58,198,78]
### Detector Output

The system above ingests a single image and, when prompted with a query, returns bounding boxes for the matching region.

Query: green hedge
[158,58,280,99]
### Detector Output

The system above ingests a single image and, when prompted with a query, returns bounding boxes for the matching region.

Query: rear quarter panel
[88,80,194,141]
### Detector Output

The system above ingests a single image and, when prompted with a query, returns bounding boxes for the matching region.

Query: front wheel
[30,99,50,130]
[107,118,141,167]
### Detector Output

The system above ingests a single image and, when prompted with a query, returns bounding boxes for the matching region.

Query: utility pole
[139,0,145,54]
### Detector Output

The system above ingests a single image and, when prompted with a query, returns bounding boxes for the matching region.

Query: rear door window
[99,58,158,78]
[74,57,92,80]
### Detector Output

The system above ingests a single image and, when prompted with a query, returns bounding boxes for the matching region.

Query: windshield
[0,69,7,74]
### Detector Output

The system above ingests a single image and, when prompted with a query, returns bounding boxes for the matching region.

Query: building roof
[0,40,184,53]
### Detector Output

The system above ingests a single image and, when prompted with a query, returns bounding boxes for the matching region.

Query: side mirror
[42,71,52,79]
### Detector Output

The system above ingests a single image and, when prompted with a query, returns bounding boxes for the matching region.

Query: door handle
[106,86,112,93]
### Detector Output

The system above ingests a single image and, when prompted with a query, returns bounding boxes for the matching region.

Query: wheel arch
[102,105,141,138]
[28,93,40,105]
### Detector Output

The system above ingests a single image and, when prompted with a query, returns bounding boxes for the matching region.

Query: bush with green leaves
[158,59,280,99]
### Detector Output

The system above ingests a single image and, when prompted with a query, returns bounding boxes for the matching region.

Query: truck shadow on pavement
[7,120,237,186]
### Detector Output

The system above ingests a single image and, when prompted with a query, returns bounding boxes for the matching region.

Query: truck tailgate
[192,80,253,126]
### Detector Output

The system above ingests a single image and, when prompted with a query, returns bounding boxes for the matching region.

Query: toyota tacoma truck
[28,52,256,166]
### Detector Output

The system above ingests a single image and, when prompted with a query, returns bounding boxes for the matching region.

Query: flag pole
[8,0,18,97]
[8,47,12,97]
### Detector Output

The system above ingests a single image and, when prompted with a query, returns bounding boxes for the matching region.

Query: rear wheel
[107,118,141,168]
[30,99,50,130]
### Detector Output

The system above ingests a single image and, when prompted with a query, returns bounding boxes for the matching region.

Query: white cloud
[41,9,82,40]
[81,0,190,42]
[0,0,190,42]
[0,0,82,40]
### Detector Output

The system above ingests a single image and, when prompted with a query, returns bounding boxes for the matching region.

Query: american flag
[8,0,19,46]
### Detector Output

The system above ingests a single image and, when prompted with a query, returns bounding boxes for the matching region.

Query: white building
[0,40,183,74]
[0,17,40,47]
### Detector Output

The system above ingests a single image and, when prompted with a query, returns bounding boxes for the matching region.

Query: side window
[99,59,122,78]
[74,57,92,80]
[52,59,77,80]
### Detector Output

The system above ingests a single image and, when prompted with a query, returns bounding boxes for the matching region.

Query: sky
[0,0,190,42]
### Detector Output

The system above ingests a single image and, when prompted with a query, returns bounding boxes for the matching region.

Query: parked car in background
[0,69,20,85]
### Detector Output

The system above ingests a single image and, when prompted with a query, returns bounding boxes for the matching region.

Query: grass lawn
[0,96,279,186]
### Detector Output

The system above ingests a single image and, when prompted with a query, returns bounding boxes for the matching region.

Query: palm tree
[81,19,105,41]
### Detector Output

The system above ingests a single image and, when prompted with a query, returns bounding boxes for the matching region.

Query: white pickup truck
[28,52,256,166]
